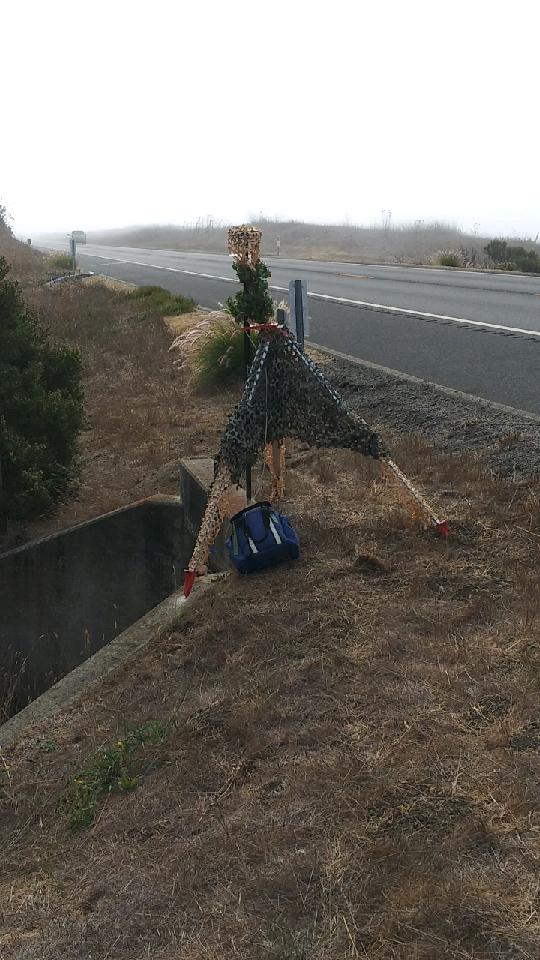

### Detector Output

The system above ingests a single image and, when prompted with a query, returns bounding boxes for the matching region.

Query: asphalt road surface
[36,239,540,414]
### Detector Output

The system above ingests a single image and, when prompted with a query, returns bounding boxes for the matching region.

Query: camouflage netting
[217,328,388,484]
[184,326,447,592]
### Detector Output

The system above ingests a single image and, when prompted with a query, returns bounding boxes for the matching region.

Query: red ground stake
[434,519,449,538]
[183,569,196,598]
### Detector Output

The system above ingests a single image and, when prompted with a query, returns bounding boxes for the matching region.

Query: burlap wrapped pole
[265,440,286,500]
[227,224,262,266]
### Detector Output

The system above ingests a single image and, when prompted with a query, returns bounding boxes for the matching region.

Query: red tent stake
[183,570,196,598]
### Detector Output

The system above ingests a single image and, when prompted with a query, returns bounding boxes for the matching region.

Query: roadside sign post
[276,235,281,257]
[69,236,76,272]
[288,279,310,351]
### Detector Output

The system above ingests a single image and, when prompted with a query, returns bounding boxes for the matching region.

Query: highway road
[37,239,540,415]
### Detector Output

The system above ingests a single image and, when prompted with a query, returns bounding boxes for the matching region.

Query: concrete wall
[179,457,230,572]
[0,579,223,749]
[0,496,190,718]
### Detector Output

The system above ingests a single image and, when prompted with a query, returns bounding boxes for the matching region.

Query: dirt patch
[1,443,539,959]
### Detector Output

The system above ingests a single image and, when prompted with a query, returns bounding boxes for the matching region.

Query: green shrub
[195,322,257,388]
[484,239,508,263]
[438,253,461,267]
[508,248,540,273]
[0,257,84,529]
[47,252,74,272]
[125,285,195,317]
[485,240,540,274]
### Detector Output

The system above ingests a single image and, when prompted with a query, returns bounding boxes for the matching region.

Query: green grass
[125,285,196,317]
[195,322,257,388]
[62,720,168,829]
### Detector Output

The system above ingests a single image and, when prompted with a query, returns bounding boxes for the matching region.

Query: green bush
[47,252,74,272]
[0,257,84,529]
[485,240,540,274]
[509,248,540,273]
[195,322,257,388]
[125,285,195,317]
[438,253,461,267]
[484,239,508,263]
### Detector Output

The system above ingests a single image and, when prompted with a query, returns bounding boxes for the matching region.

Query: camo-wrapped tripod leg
[264,439,286,500]
[183,461,233,596]
[382,457,449,537]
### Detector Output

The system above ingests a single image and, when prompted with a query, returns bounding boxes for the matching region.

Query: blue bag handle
[232,502,274,545]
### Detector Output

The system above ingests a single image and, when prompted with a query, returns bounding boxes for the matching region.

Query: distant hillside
[90,219,540,266]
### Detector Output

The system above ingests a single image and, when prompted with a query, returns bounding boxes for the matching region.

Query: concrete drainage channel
[0,459,227,747]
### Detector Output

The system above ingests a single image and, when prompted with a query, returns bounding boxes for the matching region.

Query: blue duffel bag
[226,501,300,574]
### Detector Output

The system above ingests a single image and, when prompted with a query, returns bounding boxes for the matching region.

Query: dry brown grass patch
[1,440,539,958]
[1,253,539,957]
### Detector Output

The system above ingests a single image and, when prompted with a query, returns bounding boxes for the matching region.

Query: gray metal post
[69,237,76,272]
[294,279,305,350]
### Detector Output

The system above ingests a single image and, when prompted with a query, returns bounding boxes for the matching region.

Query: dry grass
[1,443,539,959]
[0,225,43,286]
[82,275,136,293]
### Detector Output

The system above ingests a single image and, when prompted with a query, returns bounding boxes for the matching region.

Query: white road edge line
[79,254,540,338]
[308,292,540,337]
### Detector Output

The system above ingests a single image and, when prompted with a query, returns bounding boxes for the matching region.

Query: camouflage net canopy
[217,328,388,485]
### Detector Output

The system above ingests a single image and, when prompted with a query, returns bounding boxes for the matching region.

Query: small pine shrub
[226,259,274,327]
[125,285,195,317]
[195,322,257,388]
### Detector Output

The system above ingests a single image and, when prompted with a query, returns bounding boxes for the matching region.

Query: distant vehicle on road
[70,230,87,244]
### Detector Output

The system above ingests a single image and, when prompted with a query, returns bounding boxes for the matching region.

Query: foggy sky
[3,0,539,238]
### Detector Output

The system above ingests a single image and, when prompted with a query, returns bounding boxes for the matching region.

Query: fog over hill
[89,219,540,266]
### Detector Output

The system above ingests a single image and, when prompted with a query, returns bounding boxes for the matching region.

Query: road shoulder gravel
[311,344,540,478]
